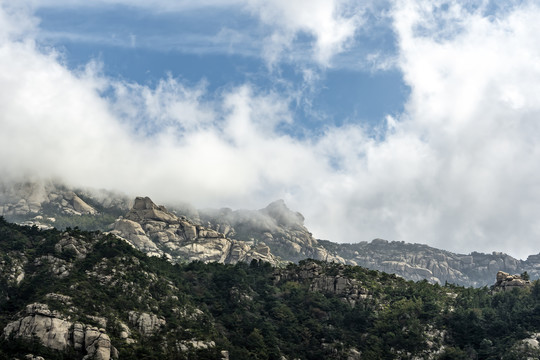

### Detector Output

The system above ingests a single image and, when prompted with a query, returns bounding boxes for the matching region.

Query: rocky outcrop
[72,194,97,215]
[128,311,166,336]
[177,340,216,352]
[111,197,281,266]
[492,271,531,292]
[111,197,540,287]
[54,233,94,260]
[0,251,27,286]
[112,219,161,254]
[3,303,116,360]
[275,260,370,307]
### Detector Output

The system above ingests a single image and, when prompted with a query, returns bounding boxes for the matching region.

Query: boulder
[83,327,111,360]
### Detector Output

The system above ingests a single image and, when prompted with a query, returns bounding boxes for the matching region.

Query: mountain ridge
[2,180,540,287]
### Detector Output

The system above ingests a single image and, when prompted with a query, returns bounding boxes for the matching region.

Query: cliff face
[4,303,115,360]
[0,180,131,230]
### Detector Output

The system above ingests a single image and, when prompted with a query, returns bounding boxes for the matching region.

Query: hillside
[2,218,540,359]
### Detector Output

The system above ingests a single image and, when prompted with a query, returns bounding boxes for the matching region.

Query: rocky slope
[110,196,280,266]
[318,239,540,287]
[0,180,131,231]
[3,180,540,287]
[2,220,540,359]
[197,199,345,264]
[0,219,230,359]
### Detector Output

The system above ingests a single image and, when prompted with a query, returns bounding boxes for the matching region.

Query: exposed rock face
[177,339,216,352]
[0,251,27,286]
[521,333,540,350]
[3,303,115,360]
[199,200,344,264]
[110,197,540,287]
[319,239,540,287]
[113,219,161,254]
[111,197,281,265]
[72,194,97,215]
[492,271,531,292]
[55,232,94,260]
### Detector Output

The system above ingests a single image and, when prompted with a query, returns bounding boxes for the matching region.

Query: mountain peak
[132,196,159,211]
[263,199,305,227]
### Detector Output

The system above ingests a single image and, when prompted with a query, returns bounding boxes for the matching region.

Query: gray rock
[493,271,531,292]
[128,311,166,336]
[2,303,114,359]
[72,195,97,215]
[112,197,281,266]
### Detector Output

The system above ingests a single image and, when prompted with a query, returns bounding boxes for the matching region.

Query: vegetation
[1,217,540,359]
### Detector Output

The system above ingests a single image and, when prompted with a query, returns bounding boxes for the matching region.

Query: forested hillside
[1,218,540,359]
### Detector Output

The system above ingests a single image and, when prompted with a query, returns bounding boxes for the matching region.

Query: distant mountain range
[2,179,539,287]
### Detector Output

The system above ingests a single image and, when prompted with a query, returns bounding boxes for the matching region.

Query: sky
[1,0,540,259]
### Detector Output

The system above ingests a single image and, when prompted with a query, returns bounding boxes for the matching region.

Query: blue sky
[34,3,407,131]
[2,0,540,258]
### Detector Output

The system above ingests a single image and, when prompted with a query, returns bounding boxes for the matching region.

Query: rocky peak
[124,196,177,223]
[111,197,282,266]
[132,196,157,210]
[492,271,531,292]
[198,200,343,264]
[262,199,305,228]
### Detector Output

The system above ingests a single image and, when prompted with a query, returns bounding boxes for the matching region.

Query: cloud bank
[2,1,540,259]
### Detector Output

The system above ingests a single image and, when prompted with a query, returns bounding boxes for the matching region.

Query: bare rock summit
[111,197,281,265]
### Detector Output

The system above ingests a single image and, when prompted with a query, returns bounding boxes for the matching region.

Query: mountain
[2,218,540,359]
[0,180,130,231]
[2,180,540,287]
[110,196,281,266]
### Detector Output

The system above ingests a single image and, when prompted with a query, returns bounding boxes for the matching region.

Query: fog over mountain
[2,1,540,259]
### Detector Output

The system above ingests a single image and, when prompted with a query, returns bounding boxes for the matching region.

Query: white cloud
[3,1,540,260]
[244,0,365,67]
[382,0,540,257]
